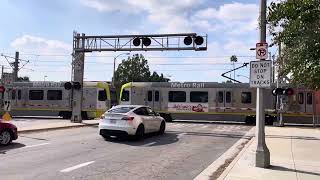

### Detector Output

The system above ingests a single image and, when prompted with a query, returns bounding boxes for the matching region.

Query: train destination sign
[250,60,272,88]
[170,82,205,88]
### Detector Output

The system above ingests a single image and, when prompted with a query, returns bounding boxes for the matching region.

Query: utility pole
[13,51,19,81]
[1,65,3,84]
[255,0,270,168]
[277,42,284,126]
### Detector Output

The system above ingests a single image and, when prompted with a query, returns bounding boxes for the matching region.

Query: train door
[153,90,161,111]
[296,90,306,113]
[146,90,161,111]
[216,89,232,112]
[216,89,225,112]
[224,89,232,112]
[305,91,313,113]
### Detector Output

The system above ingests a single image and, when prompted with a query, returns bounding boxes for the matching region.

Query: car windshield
[107,107,136,114]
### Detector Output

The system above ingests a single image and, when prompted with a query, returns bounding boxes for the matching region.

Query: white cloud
[80,0,204,33]
[194,3,258,21]
[193,2,259,35]
[10,35,72,81]
[11,35,71,54]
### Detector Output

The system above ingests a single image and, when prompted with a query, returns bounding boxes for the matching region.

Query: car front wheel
[135,125,145,140]
[158,122,166,135]
[0,130,12,145]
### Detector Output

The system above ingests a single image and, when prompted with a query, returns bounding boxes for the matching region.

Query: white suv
[99,105,166,139]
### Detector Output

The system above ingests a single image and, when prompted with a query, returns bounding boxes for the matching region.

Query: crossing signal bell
[272,88,294,96]
[64,82,81,90]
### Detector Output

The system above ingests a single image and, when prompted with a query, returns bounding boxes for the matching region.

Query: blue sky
[0,0,276,83]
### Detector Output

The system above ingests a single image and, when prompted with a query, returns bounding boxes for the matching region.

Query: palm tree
[230,55,238,81]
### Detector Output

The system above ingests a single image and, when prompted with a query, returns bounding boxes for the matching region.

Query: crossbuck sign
[250,60,272,88]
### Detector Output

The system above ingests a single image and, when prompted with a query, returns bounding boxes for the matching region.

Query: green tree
[268,0,320,89]
[114,54,170,87]
[17,76,30,82]
[230,55,238,81]
[149,72,170,82]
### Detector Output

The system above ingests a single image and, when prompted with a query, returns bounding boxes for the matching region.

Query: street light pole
[112,53,130,87]
[255,0,270,168]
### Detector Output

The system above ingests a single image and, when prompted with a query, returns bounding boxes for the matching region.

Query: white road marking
[22,143,51,149]
[177,133,187,139]
[201,125,208,129]
[143,142,156,147]
[60,161,95,173]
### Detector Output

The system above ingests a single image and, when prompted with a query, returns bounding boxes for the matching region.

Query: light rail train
[119,82,317,124]
[0,81,117,119]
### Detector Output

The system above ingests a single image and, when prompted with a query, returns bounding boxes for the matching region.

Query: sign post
[253,0,270,168]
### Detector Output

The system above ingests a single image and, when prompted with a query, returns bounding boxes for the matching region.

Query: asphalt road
[0,122,252,180]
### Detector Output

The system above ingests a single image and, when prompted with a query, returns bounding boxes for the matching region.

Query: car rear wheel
[158,121,166,135]
[0,130,12,145]
[135,125,145,140]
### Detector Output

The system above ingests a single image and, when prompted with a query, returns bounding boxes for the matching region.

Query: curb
[194,127,255,180]
[217,133,255,180]
[18,123,99,134]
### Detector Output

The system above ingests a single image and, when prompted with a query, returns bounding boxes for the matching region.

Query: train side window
[148,91,153,101]
[169,91,186,102]
[47,90,62,100]
[12,90,16,100]
[218,91,223,103]
[307,93,312,105]
[121,90,130,101]
[155,91,159,102]
[226,91,231,103]
[29,90,44,100]
[241,92,252,104]
[18,90,21,100]
[190,91,208,102]
[98,90,107,101]
[298,93,304,104]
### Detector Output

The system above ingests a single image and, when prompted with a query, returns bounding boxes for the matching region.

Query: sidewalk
[218,126,320,180]
[3,118,99,133]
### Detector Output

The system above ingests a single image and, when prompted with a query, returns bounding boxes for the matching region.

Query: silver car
[99,105,166,139]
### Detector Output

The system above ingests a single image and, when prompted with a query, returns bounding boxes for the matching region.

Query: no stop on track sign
[250,60,272,88]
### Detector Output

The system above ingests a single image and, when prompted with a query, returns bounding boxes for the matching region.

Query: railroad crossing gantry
[71,32,208,122]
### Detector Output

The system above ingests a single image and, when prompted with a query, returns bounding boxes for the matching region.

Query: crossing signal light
[0,86,5,93]
[183,36,205,46]
[64,82,81,90]
[283,88,294,96]
[133,37,141,46]
[64,82,72,90]
[142,37,151,46]
[194,36,204,45]
[272,88,294,96]
[73,82,81,90]
[184,36,192,45]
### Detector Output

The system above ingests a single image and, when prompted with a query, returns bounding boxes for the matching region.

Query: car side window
[146,108,156,116]
[134,108,148,116]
